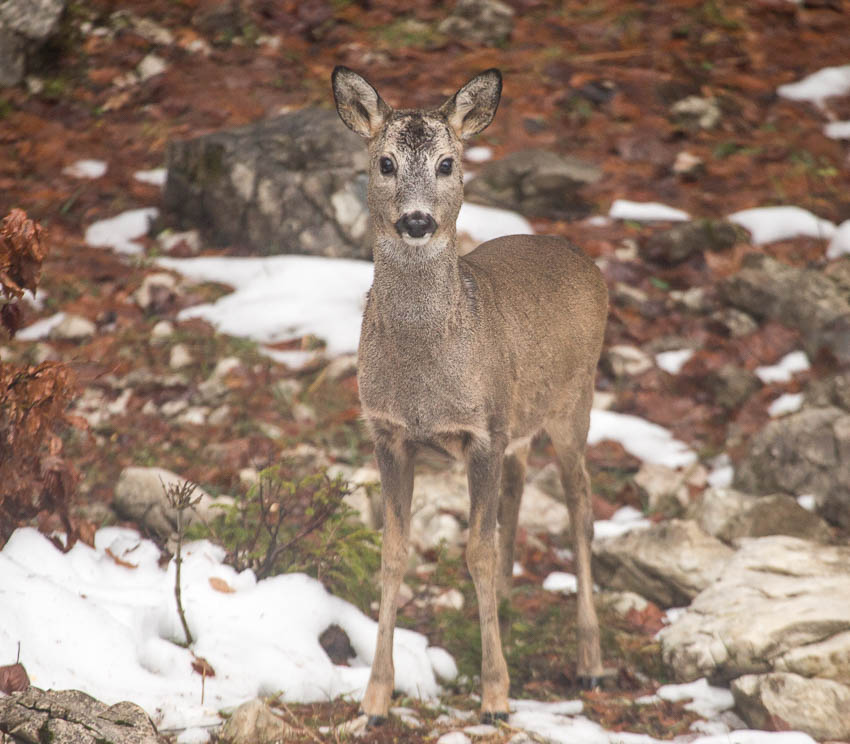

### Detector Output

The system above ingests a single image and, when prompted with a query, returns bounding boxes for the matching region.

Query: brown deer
[332,66,609,723]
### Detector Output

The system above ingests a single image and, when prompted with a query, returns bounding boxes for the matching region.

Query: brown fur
[332,66,609,719]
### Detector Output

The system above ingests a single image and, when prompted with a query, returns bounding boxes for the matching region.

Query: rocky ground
[2,0,850,742]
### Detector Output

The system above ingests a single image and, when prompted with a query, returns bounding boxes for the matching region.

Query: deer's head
[332,67,501,256]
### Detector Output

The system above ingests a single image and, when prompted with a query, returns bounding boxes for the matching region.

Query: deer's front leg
[467,437,510,719]
[362,437,414,721]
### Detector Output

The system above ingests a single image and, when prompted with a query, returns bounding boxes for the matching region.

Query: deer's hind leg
[545,385,603,685]
[497,442,529,600]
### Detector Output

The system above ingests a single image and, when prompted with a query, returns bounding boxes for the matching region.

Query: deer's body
[332,67,608,722]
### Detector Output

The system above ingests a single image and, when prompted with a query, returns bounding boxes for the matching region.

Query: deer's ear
[332,66,392,139]
[439,69,502,139]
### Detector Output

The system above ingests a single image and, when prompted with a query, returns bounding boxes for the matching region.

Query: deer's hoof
[481,711,509,725]
[577,675,603,690]
[365,714,387,728]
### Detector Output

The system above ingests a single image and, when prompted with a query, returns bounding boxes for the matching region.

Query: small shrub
[188,463,381,609]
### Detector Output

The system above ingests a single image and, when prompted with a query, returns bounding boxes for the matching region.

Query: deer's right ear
[332,66,391,139]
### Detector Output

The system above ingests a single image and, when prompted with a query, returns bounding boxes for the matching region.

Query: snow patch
[778,64,850,104]
[542,572,577,594]
[16,311,66,341]
[588,410,697,468]
[655,349,694,375]
[768,392,804,417]
[655,678,734,719]
[456,202,533,244]
[728,206,836,245]
[62,159,108,179]
[824,120,850,139]
[609,199,690,222]
[85,208,160,255]
[755,350,810,384]
[593,505,652,539]
[797,494,817,512]
[464,146,493,163]
[826,219,850,259]
[135,168,168,186]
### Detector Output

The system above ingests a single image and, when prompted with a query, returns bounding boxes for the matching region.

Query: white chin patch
[401,234,433,247]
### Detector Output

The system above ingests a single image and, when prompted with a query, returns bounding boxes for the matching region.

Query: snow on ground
[85,207,160,255]
[592,505,652,539]
[455,201,533,243]
[588,410,697,468]
[777,64,850,104]
[728,206,836,245]
[824,120,850,139]
[542,571,578,594]
[157,254,373,361]
[464,146,493,163]
[755,350,810,384]
[62,159,108,179]
[15,311,66,341]
[608,199,690,222]
[134,168,168,186]
[0,527,445,731]
[826,219,850,259]
[655,348,694,375]
[768,392,804,418]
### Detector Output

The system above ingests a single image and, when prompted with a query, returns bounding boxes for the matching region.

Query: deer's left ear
[332,66,392,139]
[439,69,502,139]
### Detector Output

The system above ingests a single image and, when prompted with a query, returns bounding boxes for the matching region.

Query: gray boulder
[438,0,514,46]
[721,253,850,364]
[164,108,370,259]
[689,488,832,544]
[640,219,739,265]
[464,149,601,221]
[732,673,850,741]
[734,406,850,528]
[0,687,164,744]
[219,699,293,744]
[806,368,850,411]
[592,519,734,607]
[659,536,850,683]
[0,0,66,87]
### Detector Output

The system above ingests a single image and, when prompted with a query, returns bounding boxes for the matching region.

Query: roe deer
[332,66,609,723]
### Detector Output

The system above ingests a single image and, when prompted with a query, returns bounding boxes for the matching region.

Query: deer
[331,66,609,724]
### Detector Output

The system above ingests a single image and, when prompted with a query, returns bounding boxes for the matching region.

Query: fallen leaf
[0,663,30,694]
[191,654,215,677]
[105,547,138,569]
[208,576,235,593]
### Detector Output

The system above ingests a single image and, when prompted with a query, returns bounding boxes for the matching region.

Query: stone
[689,488,832,544]
[731,673,850,741]
[438,0,514,46]
[150,319,174,339]
[710,307,759,337]
[634,462,705,514]
[705,363,760,409]
[464,148,602,221]
[133,272,178,312]
[734,406,850,528]
[218,698,293,744]
[0,0,66,87]
[113,466,232,539]
[592,519,734,607]
[658,536,850,682]
[169,342,193,369]
[640,219,738,265]
[48,313,96,340]
[721,253,850,364]
[0,687,163,744]
[806,368,850,411]
[136,52,166,81]
[603,344,653,378]
[671,95,721,129]
[164,108,370,258]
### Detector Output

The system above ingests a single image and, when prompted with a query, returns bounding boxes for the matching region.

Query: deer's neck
[370,234,464,333]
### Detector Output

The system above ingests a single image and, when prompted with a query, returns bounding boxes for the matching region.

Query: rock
[218,699,293,744]
[113,466,231,539]
[734,406,850,527]
[806,368,850,411]
[164,108,370,258]
[134,272,178,312]
[48,313,96,340]
[464,149,602,221]
[0,0,66,87]
[640,219,738,265]
[169,342,193,369]
[150,319,174,340]
[437,0,514,46]
[731,673,850,741]
[658,536,850,682]
[0,687,163,744]
[709,307,759,337]
[136,52,166,81]
[592,519,734,607]
[672,151,704,179]
[671,95,721,129]
[432,587,465,611]
[278,443,330,478]
[689,488,832,544]
[603,344,653,378]
[704,363,760,409]
[634,462,705,515]
[721,253,850,364]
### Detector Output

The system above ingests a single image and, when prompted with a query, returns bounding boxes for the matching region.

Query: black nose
[395,211,437,239]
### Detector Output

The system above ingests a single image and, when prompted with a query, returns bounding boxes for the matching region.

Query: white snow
[778,64,850,104]
[0,527,447,731]
[755,350,810,384]
[707,454,734,489]
[16,311,66,340]
[593,505,652,539]
[62,159,108,179]
[135,168,168,186]
[157,255,373,360]
[826,219,850,259]
[655,678,734,718]
[608,199,690,222]
[85,207,160,255]
[542,571,577,594]
[464,146,493,163]
[728,206,836,245]
[588,409,697,468]
[824,120,850,139]
[456,202,533,243]
[768,392,804,417]
[655,349,694,375]
[797,494,817,512]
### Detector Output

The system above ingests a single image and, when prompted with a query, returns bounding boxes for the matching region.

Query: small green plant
[188,464,380,609]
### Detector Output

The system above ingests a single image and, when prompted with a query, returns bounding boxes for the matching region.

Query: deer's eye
[379,156,395,175]
[438,157,453,175]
